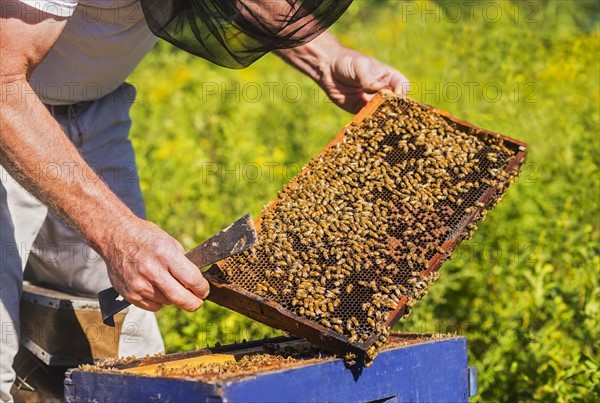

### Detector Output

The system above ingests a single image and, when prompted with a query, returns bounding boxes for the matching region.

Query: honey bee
[255,283,268,292]
[381,276,394,284]
[486,152,498,163]
[221,97,517,364]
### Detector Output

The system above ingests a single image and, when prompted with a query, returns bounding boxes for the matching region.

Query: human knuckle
[188,271,205,287]
[148,265,168,283]
[128,294,144,305]
[130,278,148,294]
[135,255,155,272]
[150,241,170,257]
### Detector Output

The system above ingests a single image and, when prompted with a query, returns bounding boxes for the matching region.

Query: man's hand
[320,46,409,113]
[1,2,209,314]
[103,219,210,312]
[275,32,409,113]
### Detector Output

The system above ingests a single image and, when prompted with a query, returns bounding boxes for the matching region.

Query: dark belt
[44,102,86,117]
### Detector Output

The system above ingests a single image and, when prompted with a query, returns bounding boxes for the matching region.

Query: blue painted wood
[64,372,220,403]
[220,338,468,403]
[65,337,470,402]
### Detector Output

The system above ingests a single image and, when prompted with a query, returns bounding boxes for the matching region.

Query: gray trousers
[0,83,164,401]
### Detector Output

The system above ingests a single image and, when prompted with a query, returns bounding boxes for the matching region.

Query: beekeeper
[0,1,408,399]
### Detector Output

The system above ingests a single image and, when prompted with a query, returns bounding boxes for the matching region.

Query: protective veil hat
[141,0,353,68]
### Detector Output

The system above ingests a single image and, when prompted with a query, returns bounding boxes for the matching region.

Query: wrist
[275,32,342,84]
[88,208,142,260]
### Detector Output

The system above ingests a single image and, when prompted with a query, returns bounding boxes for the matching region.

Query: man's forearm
[0,77,138,257]
[274,31,342,84]
[0,2,209,312]
[274,30,408,113]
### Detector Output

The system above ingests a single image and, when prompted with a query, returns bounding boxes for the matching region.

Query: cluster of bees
[218,95,519,365]
[153,354,298,379]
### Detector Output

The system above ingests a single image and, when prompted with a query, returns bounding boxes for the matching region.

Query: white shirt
[21,1,157,104]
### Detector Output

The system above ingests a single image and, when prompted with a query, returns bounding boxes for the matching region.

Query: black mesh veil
[141,0,353,68]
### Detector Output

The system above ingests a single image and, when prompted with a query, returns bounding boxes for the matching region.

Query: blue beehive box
[65,333,477,402]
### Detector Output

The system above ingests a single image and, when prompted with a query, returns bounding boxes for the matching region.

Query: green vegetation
[127,1,598,401]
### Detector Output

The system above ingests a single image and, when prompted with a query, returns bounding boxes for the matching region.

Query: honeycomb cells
[216,95,520,363]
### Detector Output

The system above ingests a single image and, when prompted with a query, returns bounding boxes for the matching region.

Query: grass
[126,1,599,401]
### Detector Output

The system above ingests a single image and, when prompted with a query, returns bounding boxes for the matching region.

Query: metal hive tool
[203,92,527,364]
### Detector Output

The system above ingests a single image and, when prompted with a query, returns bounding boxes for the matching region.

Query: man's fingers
[157,237,210,299]
[355,57,409,97]
[107,223,211,312]
[118,281,169,311]
[169,256,210,300]
[390,71,411,98]
[370,69,410,97]
[355,59,386,93]
[156,270,204,311]
[148,285,172,306]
